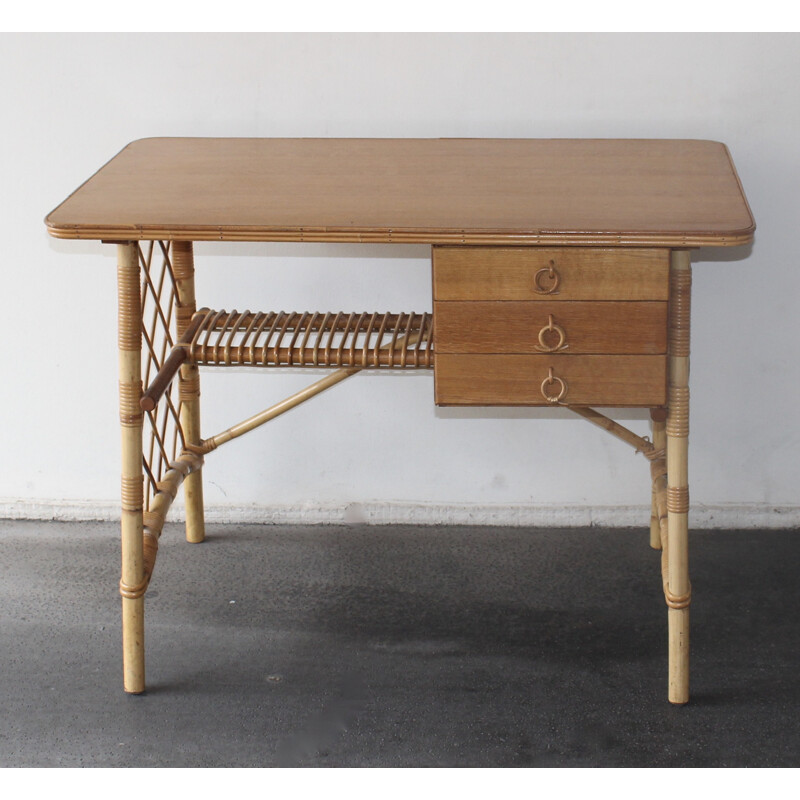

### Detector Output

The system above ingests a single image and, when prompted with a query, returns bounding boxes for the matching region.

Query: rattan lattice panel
[138,242,185,508]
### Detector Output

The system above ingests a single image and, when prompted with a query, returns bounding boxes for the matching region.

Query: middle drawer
[434,301,667,355]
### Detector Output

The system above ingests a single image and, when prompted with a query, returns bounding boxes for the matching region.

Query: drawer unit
[433,246,670,407]
[434,301,667,355]
[435,354,667,407]
[433,247,669,301]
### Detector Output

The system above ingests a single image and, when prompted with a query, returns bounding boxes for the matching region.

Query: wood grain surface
[433,247,669,300]
[434,301,668,354]
[46,138,755,246]
[434,354,667,406]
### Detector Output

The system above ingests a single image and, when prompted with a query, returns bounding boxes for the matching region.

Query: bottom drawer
[434,355,666,407]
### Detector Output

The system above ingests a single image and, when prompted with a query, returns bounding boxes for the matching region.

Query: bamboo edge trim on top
[44,225,755,248]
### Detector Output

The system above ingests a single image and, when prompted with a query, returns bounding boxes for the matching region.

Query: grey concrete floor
[0,520,798,767]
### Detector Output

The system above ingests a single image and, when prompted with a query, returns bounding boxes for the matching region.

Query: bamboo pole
[198,331,422,453]
[200,368,360,452]
[117,242,146,694]
[650,454,669,586]
[172,241,205,544]
[568,406,655,454]
[666,250,692,704]
[650,408,667,549]
[140,450,205,589]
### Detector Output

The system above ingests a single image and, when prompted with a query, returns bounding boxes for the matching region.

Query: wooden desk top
[46,138,754,247]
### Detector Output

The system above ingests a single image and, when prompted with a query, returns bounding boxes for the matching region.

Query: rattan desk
[46,138,755,704]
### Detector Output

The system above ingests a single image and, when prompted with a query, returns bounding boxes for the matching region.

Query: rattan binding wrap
[117,242,203,618]
[118,450,203,600]
[648,452,691,610]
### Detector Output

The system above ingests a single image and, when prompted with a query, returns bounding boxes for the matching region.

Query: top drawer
[433,247,669,301]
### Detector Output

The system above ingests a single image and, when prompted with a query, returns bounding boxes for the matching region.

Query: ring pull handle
[533,261,561,295]
[534,314,569,353]
[540,367,568,404]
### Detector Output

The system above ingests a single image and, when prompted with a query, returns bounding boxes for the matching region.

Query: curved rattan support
[141,309,209,412]
[118,449,204,601]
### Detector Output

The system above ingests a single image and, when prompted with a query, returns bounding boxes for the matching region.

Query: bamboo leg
[172,241,205,544]
[117,242,146,694]
[666,250,692,704]
[650,408,667,550]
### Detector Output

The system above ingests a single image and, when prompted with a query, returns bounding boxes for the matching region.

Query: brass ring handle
[534,314,568,353]
[540,367,568,404]
[533,262,560,295]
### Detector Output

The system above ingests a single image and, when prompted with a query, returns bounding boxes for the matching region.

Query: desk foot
[122,597,145,694]
[668,607,690,704]
[184,471,205,544]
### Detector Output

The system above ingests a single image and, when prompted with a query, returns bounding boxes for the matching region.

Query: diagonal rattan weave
[138,242,186,510]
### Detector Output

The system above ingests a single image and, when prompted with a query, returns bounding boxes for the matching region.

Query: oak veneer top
[45,138,755,246]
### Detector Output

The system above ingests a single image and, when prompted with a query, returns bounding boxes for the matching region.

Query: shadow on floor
[1,521,798,766]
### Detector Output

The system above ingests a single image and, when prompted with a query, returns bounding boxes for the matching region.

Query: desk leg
[117,242,146,694]
[666,250,691,704]
[172,241,205,544]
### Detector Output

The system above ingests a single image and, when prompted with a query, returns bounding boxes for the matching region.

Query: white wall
[2,33,798,526]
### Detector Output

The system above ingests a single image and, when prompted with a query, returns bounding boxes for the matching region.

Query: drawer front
[435,355,667,407]
[433,247,669,301]
[434,301,667,355]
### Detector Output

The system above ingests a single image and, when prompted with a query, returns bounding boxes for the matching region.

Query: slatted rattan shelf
[185,309,434,369]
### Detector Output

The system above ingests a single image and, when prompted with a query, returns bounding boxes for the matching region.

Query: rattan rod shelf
[189,309,434,368]
[141,308,434,411]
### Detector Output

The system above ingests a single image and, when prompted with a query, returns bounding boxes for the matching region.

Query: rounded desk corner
[738,221,757,242]
[123,136,182,151]
[44,217,69,239]
[725,216,757,246]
